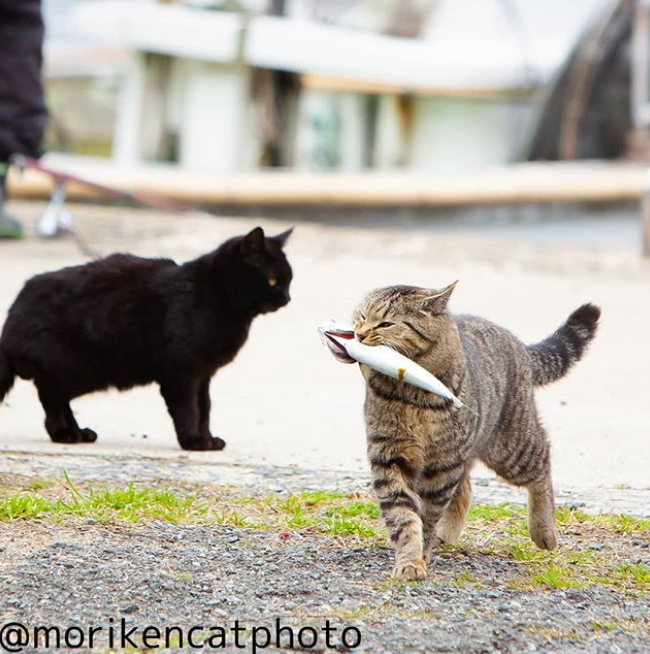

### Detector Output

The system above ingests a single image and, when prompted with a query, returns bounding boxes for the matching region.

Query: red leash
[10,155,197,214]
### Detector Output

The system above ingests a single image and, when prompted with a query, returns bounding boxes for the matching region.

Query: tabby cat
[353,282,600,581]
[0,227,292,450]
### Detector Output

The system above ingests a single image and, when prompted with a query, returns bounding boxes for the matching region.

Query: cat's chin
[259,302,289,315]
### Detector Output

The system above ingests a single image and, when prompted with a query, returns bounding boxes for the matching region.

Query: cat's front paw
[80,428,98,443]
[50,427,97,444]
[50,428,82,444]
[207,436,226,451]
[392,559,427,582]
[179,435,226,451]
[530,524,558,551]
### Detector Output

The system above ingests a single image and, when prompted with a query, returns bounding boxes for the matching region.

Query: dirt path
[1,201,649,497]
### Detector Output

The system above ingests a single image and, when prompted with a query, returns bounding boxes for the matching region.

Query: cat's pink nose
[356,329,373,343]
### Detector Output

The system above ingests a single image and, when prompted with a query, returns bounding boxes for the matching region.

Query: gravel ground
[0,493,648,654]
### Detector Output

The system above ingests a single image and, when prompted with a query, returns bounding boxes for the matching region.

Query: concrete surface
[0,201,648,499]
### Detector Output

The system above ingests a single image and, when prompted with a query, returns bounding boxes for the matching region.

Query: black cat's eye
[376,321,394,329]
[268,278,277,287]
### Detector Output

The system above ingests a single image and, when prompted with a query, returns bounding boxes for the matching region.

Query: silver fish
[318,322,464,409]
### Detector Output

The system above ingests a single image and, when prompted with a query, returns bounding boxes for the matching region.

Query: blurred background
[1,0,649,491]
[41,0,638,170]
[16,0,648,252]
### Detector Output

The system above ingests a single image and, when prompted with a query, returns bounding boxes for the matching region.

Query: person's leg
[0,0,48,161]
[0,168,23,239]
[0,0,47,239]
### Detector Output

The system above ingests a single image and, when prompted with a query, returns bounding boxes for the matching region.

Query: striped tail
[527,303,601,387]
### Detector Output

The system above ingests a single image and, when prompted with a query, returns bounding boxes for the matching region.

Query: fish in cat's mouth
[323,328,356,364]
[318,321,465,408]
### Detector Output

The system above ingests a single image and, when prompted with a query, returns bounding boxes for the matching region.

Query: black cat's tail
[527,303,601,387]
[0,345,15,402]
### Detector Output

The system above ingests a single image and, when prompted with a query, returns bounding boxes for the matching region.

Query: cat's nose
[356,328,373,343]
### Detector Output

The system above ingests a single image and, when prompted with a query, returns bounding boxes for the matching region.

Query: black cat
[0,226,292,450]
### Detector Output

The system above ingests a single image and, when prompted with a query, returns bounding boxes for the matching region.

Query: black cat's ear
[420,281,458,315]
[242,227,265,255]
[271,227,293,248]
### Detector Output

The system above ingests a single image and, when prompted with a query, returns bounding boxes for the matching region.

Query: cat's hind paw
[179,435,226,451]
[50,427,97,444]
[80,428,98,443]
[392,559,427,582]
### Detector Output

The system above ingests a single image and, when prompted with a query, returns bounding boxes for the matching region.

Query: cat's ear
[242,227,266,255]
[271,227,293,248]
[421,281,458,315]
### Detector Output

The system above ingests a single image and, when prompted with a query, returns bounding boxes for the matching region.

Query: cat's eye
[376,321,394,329]
[268,278,277,287]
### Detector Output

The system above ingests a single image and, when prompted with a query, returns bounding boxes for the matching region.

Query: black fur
[0,226,293,450]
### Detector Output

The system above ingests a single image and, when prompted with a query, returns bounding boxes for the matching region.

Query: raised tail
[0,345,15,402]
[527,303,601,387]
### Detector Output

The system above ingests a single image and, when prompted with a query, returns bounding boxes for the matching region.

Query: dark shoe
[0,172,23,239]
[0,212,23,239]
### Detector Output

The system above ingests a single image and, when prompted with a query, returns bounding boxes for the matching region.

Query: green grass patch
[593,514,650,534]
[553,507,650,534]
[0,483,208,524]
[0,477,383,541]
[264,490,382,539]
[23,479,54,492]
[554,506,592,524]
[613,563,650,585]
[467,503,529,537]
[468,503,525,522]
[453,570,484,588]
[507,542,550,563]
[213,509,265,530]
[325,499,380,520]
[589,620,621,633]
[275,490,346,514]
[530,564,584,590]
[523,625,582,642]
[498,543,650,593]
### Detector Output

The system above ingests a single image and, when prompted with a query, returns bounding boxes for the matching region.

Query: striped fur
[527,303,601,386]
[355,285,600,581]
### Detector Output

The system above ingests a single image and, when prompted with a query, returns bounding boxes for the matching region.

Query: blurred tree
[528,0,633,161]
[253,0,301,167]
